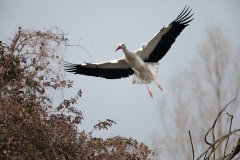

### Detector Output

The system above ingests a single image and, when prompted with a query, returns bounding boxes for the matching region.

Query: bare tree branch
[189,130,195,160]
[224,112,234,157]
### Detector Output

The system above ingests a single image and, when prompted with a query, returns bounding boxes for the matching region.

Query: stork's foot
[148,91,153,98]
[158,85,163,91]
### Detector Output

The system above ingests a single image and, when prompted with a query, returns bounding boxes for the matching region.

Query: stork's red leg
[141,76,153,98]
[148,72,163,91]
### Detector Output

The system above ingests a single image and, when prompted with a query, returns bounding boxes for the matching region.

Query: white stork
[64,6,194,98]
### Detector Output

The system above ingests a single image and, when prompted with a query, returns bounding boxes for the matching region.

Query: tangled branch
[189,98,240,160]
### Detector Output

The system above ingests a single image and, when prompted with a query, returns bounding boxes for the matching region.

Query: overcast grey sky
[1,0,240,147]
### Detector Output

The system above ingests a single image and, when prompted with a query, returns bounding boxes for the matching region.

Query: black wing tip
[61,60,79,73]
[174,5,194,26]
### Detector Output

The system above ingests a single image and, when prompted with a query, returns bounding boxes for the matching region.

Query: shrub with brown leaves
[0,27,154,160]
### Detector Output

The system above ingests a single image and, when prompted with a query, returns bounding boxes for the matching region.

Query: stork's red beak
[115,46,121,52]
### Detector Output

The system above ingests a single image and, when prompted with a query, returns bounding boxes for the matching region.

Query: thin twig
[224,112,233,157]
[205,128,212,145]
[203,151,208,159]
[224,153,231,159]
[189,130,195,160]
[197,145,212,160]
[10,31,21,54]
[66,44,94,63]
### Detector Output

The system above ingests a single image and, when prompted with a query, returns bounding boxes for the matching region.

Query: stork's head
[115,43,125,52]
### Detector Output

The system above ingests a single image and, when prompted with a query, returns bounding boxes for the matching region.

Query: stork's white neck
[122,46,134,58]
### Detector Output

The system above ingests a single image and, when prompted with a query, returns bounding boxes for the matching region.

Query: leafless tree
[151,26,240,159]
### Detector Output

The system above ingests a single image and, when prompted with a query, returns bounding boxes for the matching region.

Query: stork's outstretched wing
[136,6,194,62]
[64,58,134,79]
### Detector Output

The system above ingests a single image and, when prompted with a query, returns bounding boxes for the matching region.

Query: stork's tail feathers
[133,74,144,84]
[132,62,159,84]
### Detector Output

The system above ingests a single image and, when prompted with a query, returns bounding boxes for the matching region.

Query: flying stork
[64,6,194,98]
